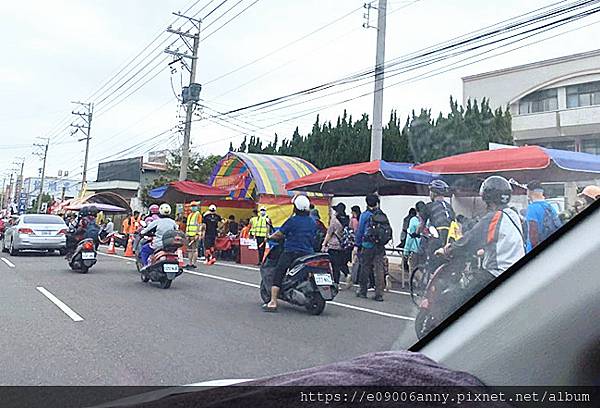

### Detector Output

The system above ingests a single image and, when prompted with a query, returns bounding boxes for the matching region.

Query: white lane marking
[36,286,84,322]
[99,252,415,321]
[184,269,260,289]
[1,257,15,268]
[329,302,415,321]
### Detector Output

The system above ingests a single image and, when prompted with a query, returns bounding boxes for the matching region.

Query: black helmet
[480,176,512,205]
[87,205,99,216]
[79,207,90,217]
[429,180,450,196]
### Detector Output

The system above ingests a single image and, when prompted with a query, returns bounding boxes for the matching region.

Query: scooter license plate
[314,273,333,286]
[163,263,179,273]
[81,252,95,260]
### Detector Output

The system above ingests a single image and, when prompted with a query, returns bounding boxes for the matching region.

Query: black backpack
[364,209,393,246]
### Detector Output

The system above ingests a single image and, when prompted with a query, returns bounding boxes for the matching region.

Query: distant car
[2,214,68,256]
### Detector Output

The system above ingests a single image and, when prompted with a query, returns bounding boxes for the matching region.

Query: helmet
[159,203,172,216]
[293,195,310,211]
[480,176,512,205]
[149,204,159,214]
[209,204,217,212]
[86,205,98,216]
[429,180,450,196]
[190,201,200,207]
[79,207,90,217]
[259,206,267,212]
[580,185,600,200]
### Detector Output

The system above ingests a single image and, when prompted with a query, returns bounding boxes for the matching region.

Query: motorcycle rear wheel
[305,293,326,315]
[79,265,89,274]
[159,278,172,289]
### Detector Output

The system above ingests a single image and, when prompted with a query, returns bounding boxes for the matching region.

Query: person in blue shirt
[525,180,561,252]
[354,194,386,301]
[262,195,316,312]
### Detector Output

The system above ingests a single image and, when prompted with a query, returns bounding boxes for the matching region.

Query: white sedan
[2,214,68,256]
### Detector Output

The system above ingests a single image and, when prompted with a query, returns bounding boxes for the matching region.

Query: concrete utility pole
[34,138,50,213]
[1,177,5,210]
[365,0,387,161]
[13,159,25,202]
[165,12,202,181]
[71,102,93,194]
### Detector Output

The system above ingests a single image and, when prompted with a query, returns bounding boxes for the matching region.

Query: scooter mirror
[429,226,440,239]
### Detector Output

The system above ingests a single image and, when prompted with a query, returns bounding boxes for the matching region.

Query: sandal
[261,303,278,313]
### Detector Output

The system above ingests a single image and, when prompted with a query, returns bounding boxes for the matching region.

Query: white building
[463,49,600,154]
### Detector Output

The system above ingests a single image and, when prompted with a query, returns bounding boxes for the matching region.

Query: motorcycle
[414,247,493,340]
[259,240,338,315]
[68,238,97,274]
[135,229,185,289]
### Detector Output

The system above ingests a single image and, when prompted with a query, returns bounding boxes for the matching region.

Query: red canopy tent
[414,146,600,183]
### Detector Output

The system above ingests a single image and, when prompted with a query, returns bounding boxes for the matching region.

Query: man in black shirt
[203,204,222,265]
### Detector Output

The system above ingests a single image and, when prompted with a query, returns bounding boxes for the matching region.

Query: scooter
[68,238,97,274]
[259,241,338,315]
[414,248,493,340]
[135,229,185,289]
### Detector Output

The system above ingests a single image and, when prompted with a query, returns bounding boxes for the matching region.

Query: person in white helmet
[262,195,316,312]
[203,204,222,265]
[139,203,178,267]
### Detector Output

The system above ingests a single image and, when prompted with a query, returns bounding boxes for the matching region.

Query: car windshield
[22,215,65,225]
[1,0,600,395]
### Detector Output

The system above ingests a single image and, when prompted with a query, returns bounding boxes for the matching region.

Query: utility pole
[71,102,93,194]
[364,0,387,161]
[33,138,50,213]
[1,177,5,210]
[12,159,25,214]
[165,12,202,181]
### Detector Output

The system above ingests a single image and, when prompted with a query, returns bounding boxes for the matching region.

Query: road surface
[0,247,418,386]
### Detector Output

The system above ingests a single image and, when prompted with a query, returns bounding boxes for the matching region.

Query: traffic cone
[176,248,185,267]
[124,235,135,257]
[107,235,116,254]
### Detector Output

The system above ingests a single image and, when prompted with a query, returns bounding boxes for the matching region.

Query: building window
[581,138,600,155]
[566,81,600,108]
[518,88,558,114]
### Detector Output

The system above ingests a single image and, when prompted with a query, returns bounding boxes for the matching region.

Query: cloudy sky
[1,0,600,185]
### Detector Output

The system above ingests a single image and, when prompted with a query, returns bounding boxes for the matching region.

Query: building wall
[462,50,600,153]
[23,177,79,205]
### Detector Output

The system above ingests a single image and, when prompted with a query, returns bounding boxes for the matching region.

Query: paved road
[0,247,418,385]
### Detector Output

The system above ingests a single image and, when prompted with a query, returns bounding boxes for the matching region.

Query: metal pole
[36,140,49,213]
[370,0,387,161]
[82,103,93,190]
[1,178,5,209]
[179,33,200,181]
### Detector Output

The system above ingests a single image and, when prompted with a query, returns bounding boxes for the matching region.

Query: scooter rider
[66,206,98,257]
[145,204,160,224]
[139,203,178,267]
[262,195,316,312]
[435,176,525,281]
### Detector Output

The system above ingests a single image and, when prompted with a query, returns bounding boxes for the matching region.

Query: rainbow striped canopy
[208,152,320,198]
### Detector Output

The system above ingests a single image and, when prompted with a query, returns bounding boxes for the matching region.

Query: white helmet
[209,204,217,212]
[293,195,310,211]
[159,203,172,216]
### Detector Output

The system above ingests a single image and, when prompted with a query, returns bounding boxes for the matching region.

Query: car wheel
[9,240,19,256]
[59,248,67,256]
